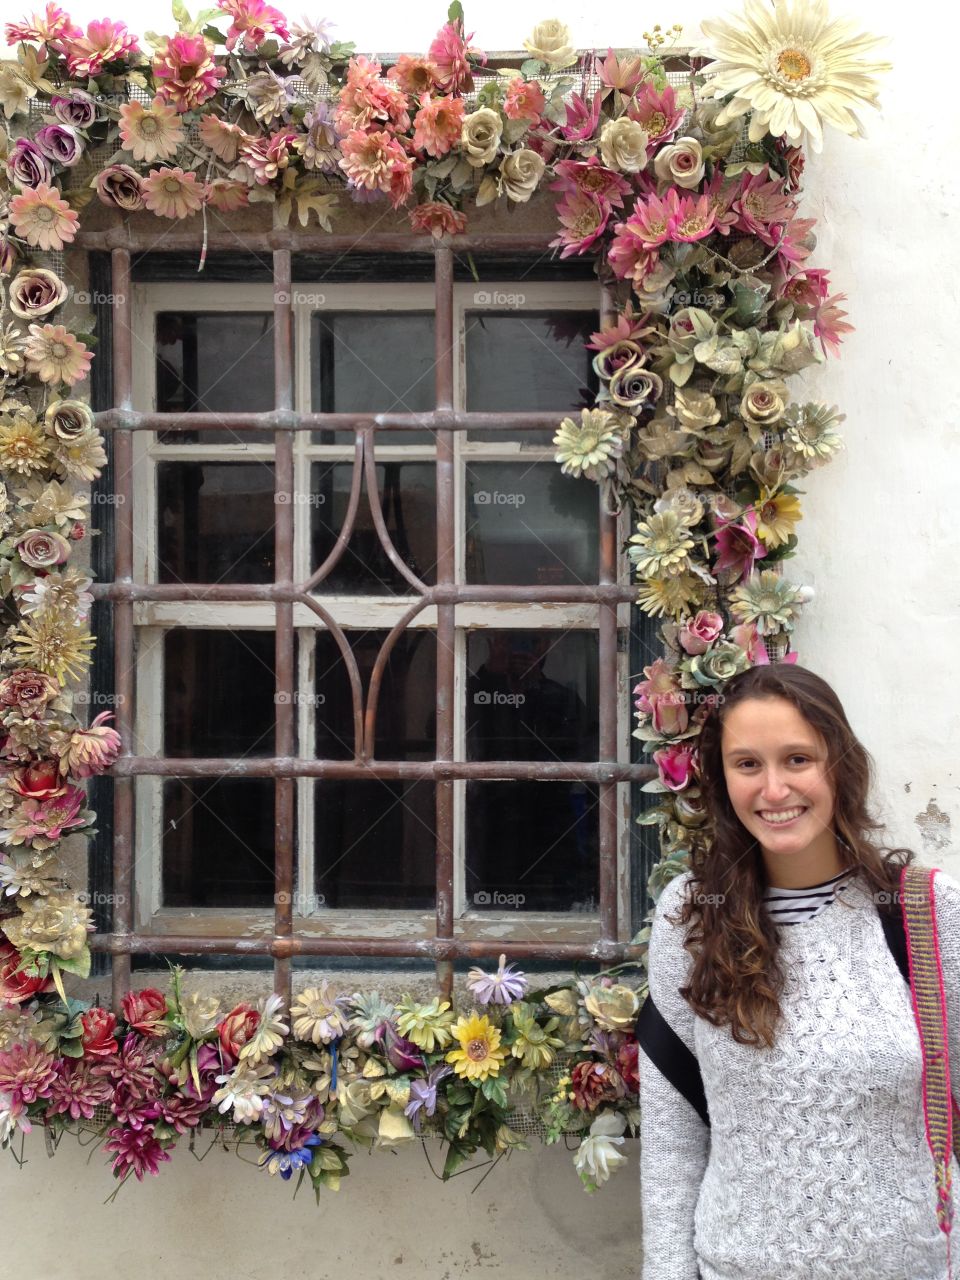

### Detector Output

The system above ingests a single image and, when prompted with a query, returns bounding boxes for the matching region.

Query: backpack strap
[636,990,710,1127]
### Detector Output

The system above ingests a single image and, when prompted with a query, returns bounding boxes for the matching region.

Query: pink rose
[650,691,689,737]
[653,743,697,791]
[633,657,679,715]
[678,610,725,655]
[122,988,168,1034]
[219,1003,260,1057]
[81,1007,119,1059]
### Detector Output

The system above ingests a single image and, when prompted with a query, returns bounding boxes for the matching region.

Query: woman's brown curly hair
[667,663,915,1048]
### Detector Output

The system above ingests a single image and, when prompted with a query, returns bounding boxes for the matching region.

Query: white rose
[461,107,503,167]
[523,19,577,70]
[499,148,546,202]
[653,137,705,188]
[599,117,649,173]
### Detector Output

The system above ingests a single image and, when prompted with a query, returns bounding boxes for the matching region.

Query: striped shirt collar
[762,867,858,925]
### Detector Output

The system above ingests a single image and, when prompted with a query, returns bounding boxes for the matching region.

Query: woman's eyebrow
[724,742,816,758]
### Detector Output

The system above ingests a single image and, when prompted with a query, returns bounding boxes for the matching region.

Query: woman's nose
[760,771,792,802]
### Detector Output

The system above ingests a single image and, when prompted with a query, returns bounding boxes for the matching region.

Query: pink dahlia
[334,56,411,135]
[105,1124,171,1181]
[61,19,140,77]
[216,0,289,52]
[153,32,226,113]
[412,94,465,158]
[427,19,485,93]
[6,4,80,45]
[45,1058,112,1120]
[56,710,121,779]
[93,1033,161,1099]
[713,509,767,582]
[408,201,467,238]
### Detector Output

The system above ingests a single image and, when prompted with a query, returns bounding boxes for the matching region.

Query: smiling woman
[637,662,960,1280]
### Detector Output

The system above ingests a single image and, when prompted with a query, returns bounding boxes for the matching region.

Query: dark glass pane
[310,312,436,443]
[466,630,598,761]
[315,630,436,761]
[157,461,275,583]
[465,461,598,585]
[310,461,436,594]
[465,781,598,913]
[314,781,435,909]
[163,629,279,757]
[465,310,599,442]
[163,778,276,907]
[156,312,275,443]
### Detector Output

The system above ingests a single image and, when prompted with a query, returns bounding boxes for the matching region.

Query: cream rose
[461,107,503,167]
[9,269,68,320]
[653,137,705,189]
[599,118,649,173]
[499,148,545,202]
[740,379,789,427]
[523,19,577,69]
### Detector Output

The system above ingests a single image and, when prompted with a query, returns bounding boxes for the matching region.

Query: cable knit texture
[639,866,960,1280]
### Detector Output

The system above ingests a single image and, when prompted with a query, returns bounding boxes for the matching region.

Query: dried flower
[729,568,805,636]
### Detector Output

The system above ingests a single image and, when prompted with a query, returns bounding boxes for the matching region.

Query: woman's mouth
[757,806,807,827]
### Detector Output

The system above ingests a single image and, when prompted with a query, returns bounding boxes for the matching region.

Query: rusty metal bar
[92,409,562,432]
[104,757,654,781]
[433,240,456,1000]
[76,230,561,253]
[89,581,636,604]
[272,249,295,1005]
[109,247,134,1007]
[88,933,639,962]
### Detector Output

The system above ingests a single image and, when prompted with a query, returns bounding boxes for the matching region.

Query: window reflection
[158,461,275,583]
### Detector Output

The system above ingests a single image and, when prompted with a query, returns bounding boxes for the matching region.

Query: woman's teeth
[758,807,806,824]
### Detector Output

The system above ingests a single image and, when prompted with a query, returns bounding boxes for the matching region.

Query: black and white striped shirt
[762,867,857,925]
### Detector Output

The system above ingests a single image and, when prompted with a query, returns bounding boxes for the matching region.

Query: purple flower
[51,91,97,128]
[404,1065,451,1132]
[34,124,84,169]
[466,953,529,1005]
[7,138,52,189]
[381,1024,425,1072]
[45,1059,112,1121]
[260,1133,323,1179]
[104,1124,171,1181]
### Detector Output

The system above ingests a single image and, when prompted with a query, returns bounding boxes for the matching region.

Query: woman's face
[720,695,840,884]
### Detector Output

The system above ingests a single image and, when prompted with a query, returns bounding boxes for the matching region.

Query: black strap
[636,990,710,1127]
[638,907,912,1129]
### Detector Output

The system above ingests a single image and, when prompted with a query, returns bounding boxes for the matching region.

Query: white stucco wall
[2,1,958,1275]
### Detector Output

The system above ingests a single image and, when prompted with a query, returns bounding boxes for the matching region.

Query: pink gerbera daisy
[9,182,78,251]
[141,167,204,219]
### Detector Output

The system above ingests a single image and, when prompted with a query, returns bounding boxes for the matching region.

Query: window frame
[85,236,654,1006]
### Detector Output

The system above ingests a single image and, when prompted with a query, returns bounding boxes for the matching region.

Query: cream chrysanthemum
[730,568,804,635]
[628,511,696,579]
[554,408,625,480]
[696,0,891,152]
[635,572,704,620]
[782,401,844,465]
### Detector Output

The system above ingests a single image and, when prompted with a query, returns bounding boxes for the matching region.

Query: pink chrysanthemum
[412,94,465,158]
[503,76,545,124]
[153,32,226,113]
[339,129,409,194]
[237,129,298,185]
[104,1124,171,1181]
[142,167,204,219]
[216,0,289,52]
[427,19,485,93]
[2,783,87,839]
[334,58,411,135]
[9,183,79,252]
[57,709,121,778]
[93,1032,161,1099]
[0,1040,57,1109]
[408,201,467,238]
[60,19,140,77]
[45,1059,112,1120]
[5,3,80,45]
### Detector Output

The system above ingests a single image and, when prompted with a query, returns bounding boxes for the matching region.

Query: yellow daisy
[445,1012,507,1082]
[755,488,802,549]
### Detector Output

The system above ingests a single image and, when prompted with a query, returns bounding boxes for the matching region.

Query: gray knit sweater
[639,866,960,1280]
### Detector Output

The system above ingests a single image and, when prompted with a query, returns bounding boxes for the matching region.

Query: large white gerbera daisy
[695,0,892,152]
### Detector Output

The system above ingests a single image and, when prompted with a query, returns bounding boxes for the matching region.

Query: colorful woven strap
[900,864,958,1253]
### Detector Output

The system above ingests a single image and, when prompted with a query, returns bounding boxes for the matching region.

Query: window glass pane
[163,629,280,757]
[163,778,277,907]
[310,312,436,443]
[156,312,275,443]
[310,461,436,594]
[466,630,598,761]
[315,630,436,760]
[465,310,599,442]
[314,781,435,910]
[465,461,598,585]
[465,781,598,913]
[157,461,275,583]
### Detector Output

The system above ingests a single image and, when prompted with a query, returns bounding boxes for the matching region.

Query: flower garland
[0,0,889,1195]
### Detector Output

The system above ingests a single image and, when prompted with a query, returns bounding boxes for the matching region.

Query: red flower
[81,1007,119,1059]
[0,940,53,1004]
[9,759,65,800]
[121,988,168,1035]
[219,1003,260,1057]
[571,1060,623,1112]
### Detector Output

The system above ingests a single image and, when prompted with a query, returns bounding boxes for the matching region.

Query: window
[86,239,653,1004]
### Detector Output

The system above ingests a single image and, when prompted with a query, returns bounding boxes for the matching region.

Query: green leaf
[520,59,543,77]
[201,25,223,44]
[447,1,464,24]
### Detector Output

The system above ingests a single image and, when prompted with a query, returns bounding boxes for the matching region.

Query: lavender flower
[466,953,529,1005]
[404,1064,451,1133]
[34,124,84,168]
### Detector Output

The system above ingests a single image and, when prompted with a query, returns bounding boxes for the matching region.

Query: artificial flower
[678,611,725,655]
[583,983,640,1031]
[119,98,185,164]
[1,889,91,961]
[782,401,844,464]
[729,568,805,635]
[755,487,802,548]
[386,53,439,95]
[50,90,96,128]
[291,983,349,1045]
[7,137,52,188]
[8,268,66,320]
[153,32,226,112]
[697,0,892,153]
[198,114,250,162]
[121,988,168,1035]
[7,611,96,682]
[628,511,696,579]
[427,19,485,93]
[0,415,50,476]
[395,996,455,1052]
[653,137,705,189]
[574,1111,628,1190]
[14,528,71,569]
[599,117,649,172]
[104,1124,171,1181]
[446,1012,507,1081]
[60,19,139,77]
[217,0,289,52]
[499,149,545,202]
[467,954,529,1005]
[554,408,625,480]
[653,742,697,791]
[33,123,83,168]
[636,577,705,623]
[508,1003,564,1070]
[570,1059,624,1111]
[412,94,465,158]
[408,201,467,238]
[80,1006,118,1059]
[712,508,767,581]
[91,164,144,211]
[238,993,288,1063]
[523,19,577,69]
[9,183,79,251]
[24,324,92,387]
[503,77,545,124]
[141,167,204,220]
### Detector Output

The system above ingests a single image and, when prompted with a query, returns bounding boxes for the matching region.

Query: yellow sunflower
[445,1012,507,1082]
[755,488,802,548]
